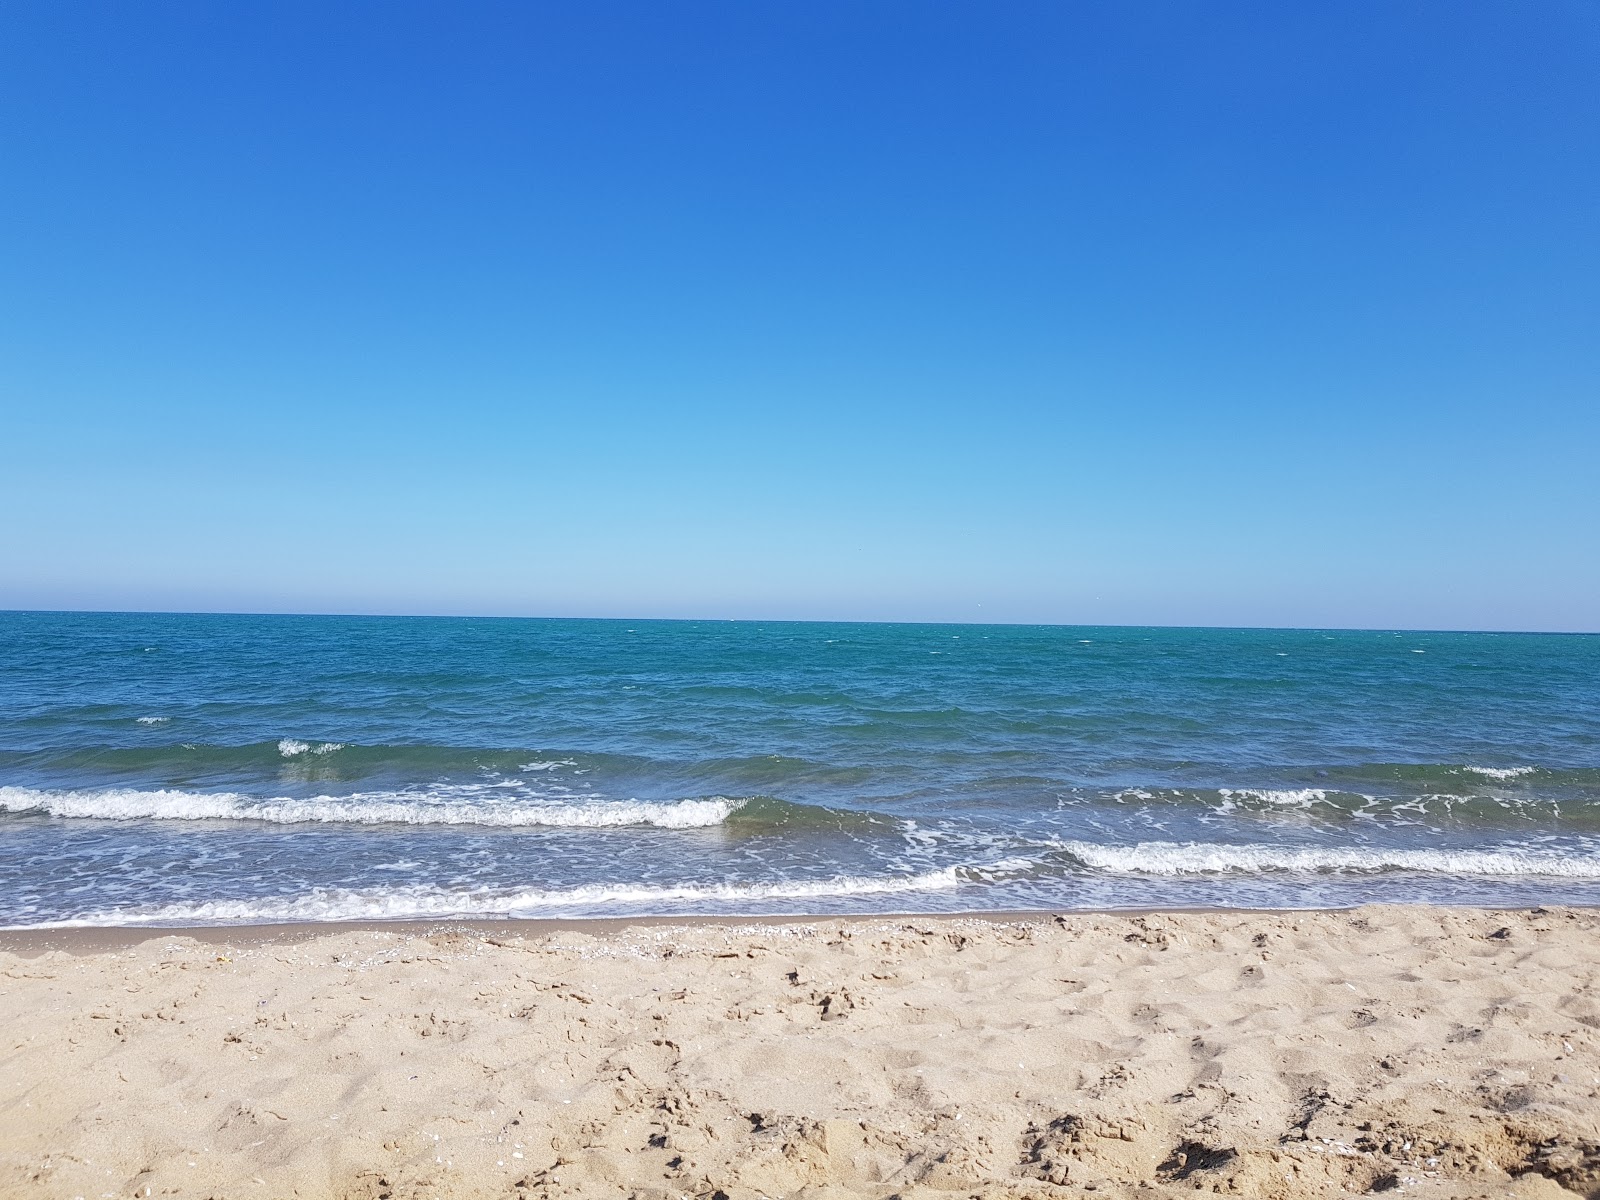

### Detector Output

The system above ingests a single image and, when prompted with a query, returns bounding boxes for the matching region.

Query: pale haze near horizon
[2,3,1597,632]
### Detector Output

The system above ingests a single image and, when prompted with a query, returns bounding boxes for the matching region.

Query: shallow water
[2,612,1597,926]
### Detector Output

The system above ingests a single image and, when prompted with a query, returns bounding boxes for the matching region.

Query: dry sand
[2,905,1598,1200]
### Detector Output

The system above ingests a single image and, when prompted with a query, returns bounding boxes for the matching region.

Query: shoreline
[0,906,1211,955]
[0,899,1581,956]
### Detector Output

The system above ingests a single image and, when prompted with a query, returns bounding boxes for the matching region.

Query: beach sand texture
[3,907,1597,1199]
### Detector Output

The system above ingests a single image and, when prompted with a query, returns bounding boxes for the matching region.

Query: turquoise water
[1,612,1598,926]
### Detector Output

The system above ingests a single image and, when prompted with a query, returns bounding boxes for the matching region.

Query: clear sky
[2,2,1597,630]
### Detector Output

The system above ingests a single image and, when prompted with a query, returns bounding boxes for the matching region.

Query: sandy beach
[3,906,1597,1200]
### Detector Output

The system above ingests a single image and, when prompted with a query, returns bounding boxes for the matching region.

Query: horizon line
[2,607,1595,637]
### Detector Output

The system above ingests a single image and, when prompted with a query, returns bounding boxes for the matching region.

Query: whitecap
[1112,788,1157,803]
[19,868,964,927]
[1462,766,1536,781]
[0,785,745,830]
[1217,788,1329,807]
[278,739,343,757]
[1057,839,1600,878]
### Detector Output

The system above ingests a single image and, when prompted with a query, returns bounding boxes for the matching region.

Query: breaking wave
[1217,788,1334,807]
[1057,839,1600,878]
[1462,766,1537,781]
[278,739,344,757]
[21,869,964,927]
[0,785,744,830]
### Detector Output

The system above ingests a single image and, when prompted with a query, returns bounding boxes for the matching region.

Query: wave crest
[1216,788,1332,807]
[1462,766,1536,781]
[19,869,963,927]
[278,739,344,758]
[0,785,744,830]
[1058,839,1600,878]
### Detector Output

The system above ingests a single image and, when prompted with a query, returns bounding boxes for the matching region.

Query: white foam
[967,856,1038,880]
[1058,839,1600,878]
[22,869,963,927]
[1463,766,1536,781]
[1217,788,1330,807]
[134,716,170,725]
[0,786,743,830]
[278,739,343,757]
[1112,788,1156,802]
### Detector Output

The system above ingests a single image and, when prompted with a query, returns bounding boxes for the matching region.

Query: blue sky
[2,2,1597,630]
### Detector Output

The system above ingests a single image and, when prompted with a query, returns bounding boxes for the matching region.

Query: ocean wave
[278,738,344,757]
[0,785,743,830]
[1057,839,1600,878]
[1102,782,1592,823]
[134,716,170,725]
[1111,787,1376,815]
[1309,762,1585,792]
[1113,786,1368,811]
[1216,788,1332,807]
[18,869,963,927]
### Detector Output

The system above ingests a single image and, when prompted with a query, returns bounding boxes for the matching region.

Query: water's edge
[5,901,1591,958]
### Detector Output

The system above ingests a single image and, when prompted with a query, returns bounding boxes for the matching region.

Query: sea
[1,611,1597,928]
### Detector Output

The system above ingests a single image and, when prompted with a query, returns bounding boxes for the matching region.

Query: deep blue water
[1,612,1598,926]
